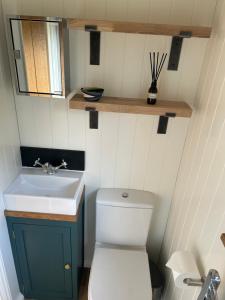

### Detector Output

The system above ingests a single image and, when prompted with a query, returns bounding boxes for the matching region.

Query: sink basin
[4,168,84,215]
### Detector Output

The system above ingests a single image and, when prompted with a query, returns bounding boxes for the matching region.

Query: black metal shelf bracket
[168,31,192,71]
[85,107,99,129]
[157,112,176,134]
[85,25,101,65]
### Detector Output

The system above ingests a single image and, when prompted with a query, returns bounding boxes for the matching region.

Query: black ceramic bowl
[81,87,104,101]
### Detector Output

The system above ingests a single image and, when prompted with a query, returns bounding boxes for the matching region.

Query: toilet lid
[88,246,152,300]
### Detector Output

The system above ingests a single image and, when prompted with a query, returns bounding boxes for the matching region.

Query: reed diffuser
[147,52,167,105]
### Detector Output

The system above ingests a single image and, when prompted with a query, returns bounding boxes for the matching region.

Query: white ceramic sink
[4,168,84,215]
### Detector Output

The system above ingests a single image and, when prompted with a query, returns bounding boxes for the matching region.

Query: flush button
[122,192,128,198]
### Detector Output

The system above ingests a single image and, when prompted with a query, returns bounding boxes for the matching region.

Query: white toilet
[88,188,156,300]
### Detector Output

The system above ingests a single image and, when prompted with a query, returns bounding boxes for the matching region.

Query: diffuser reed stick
[147,52,167,105]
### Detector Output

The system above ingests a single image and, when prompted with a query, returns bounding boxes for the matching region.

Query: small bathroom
[0,0,224,299]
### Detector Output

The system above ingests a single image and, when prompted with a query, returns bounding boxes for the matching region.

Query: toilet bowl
[88,188,156,300]
[89,245,152,300]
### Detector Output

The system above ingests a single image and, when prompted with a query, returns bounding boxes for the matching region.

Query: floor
[79,268,90,300]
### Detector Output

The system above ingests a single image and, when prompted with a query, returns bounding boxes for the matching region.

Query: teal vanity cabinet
[6,200,84,300]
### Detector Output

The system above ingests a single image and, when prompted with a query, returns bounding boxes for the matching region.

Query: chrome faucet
[33,158,68,175]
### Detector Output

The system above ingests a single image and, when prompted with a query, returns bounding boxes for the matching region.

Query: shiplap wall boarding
[160,0,225,299]
[2,0,216,266]
[0,1,21,299]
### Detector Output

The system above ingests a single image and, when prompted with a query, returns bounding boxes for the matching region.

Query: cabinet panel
[13,224,73,299]
[6,196,84,300]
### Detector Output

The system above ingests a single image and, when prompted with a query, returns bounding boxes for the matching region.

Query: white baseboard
[15,293,24,300]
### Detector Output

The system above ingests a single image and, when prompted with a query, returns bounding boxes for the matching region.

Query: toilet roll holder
[184,269,220,300]
[183,277,205,287]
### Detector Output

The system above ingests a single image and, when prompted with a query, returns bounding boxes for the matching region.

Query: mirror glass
[10,19,63,96]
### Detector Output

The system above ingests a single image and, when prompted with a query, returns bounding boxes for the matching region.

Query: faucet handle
[62,159,67,168]
[54,159,68,171]
[33,157,41,167]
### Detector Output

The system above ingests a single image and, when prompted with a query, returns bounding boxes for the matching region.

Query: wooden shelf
[68,18,211,38]
[70,94,192,118]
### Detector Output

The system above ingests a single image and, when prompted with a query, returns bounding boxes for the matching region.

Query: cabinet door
[13,224,73,299]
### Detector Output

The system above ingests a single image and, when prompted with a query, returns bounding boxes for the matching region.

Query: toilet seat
[88,246,152,300]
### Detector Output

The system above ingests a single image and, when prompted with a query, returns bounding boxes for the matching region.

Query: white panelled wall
[160,0,225,299]
[2,0,217,268]
[0,0,21,299]
[13,99,190,265]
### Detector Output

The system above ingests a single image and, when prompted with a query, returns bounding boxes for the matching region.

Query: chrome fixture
[33,158,67,175]
[197,269,220,300]
[183,269,220,300]
[183,277,205,287]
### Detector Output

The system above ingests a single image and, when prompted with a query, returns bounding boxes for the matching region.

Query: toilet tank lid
[96,188,156,209]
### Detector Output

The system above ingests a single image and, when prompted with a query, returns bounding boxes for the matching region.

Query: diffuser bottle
[147,51,167,105]
[147,80,157,105]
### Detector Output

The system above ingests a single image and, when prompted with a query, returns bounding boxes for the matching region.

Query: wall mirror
[9,16,70,98]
